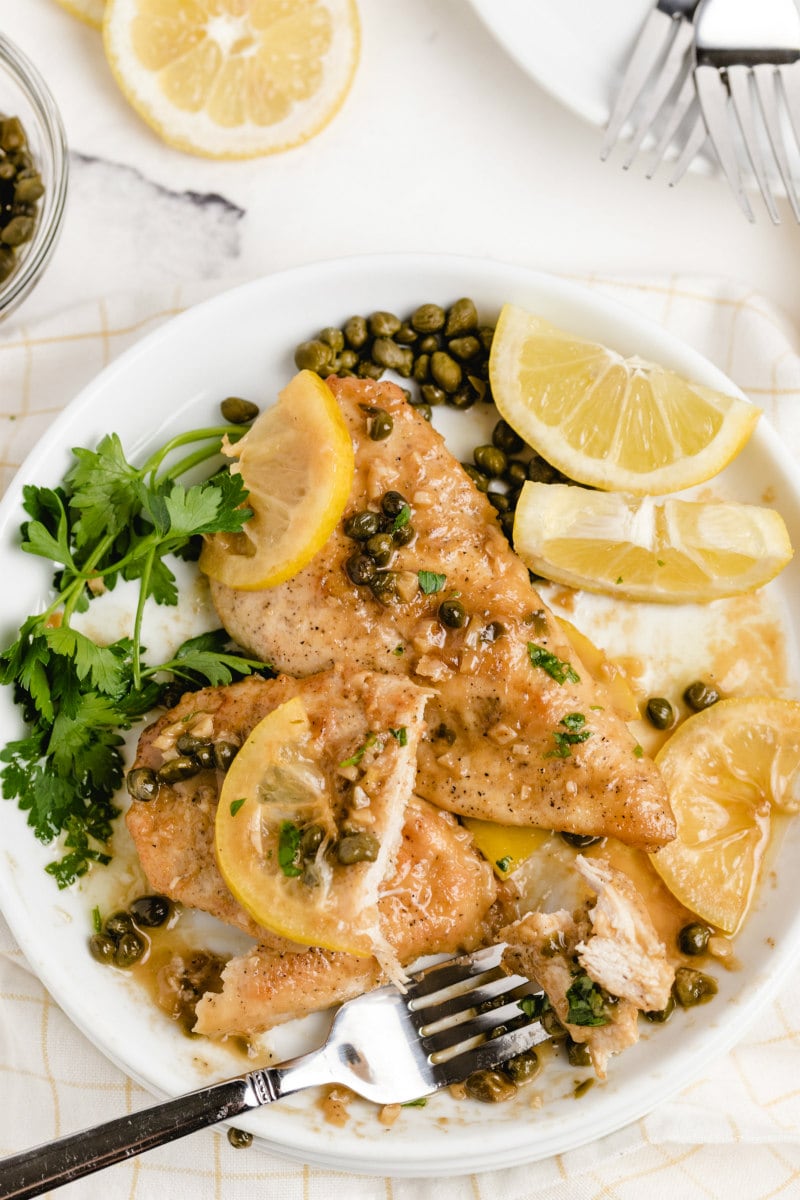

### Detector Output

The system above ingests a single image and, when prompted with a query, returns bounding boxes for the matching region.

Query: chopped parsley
[417,570,446,594]
[633,744,644,758]
[518,993,550,1019]
[91,905,102,934]
[389,726,408,747]
[0,424,270,886]
[229,797,247,817]
[528,643,580,685]
[495,855,513,872]
[277,821,303,878]
[392,504,411,531]
[401,1097,428,1108]
[544,712,593,759]
[339,731,380,768]
[565,974,611,1027]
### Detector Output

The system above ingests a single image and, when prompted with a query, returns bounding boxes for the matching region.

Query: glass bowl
[0,35,68,321]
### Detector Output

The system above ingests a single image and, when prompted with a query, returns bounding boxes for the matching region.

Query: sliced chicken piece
[127,668,430,968]
[194,796,498,1038]
[208,376,674,852]
[500,856,673,1077]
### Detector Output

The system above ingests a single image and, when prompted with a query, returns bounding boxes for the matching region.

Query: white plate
[1,253,800,1178]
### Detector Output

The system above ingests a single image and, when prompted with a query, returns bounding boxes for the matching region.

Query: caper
[566,1039,592,1067]
[492,419,524,455]
[367,409,394,441]
[319,326,344,352]
[214,741,239,771]
[673,966,718,1007]
[447,335,481,361]
[0,246,15,282]
[645,697,674,729]
[370,571,399,605]
[365,533,394,567]
[220,396,259,424]
[381,490,409,517]
[418,334,441,354]
[371,338,413,376]
[300,823,325,858]
[461,463,490,493]
[339,349,358,370]
[438,598,467,629]
[343,315,368,349]
[12,172,43,204]
[392,522,415,546]
[504,1050,541,1084]
[126,766,159,802]
[488,492,512,513]
[527,455,561,484]
[684,680,721,711]
[356,359,384,380]
[413,402,432,422]
[194,743,217,769]
[480,621,506,643]
[449,382,478,410]
[346,552,377,585]
[294,339,332,374]
[410,303,446,333]
[227,1128,253,1149]
[464,1069,517,1104]
[444,297,478,337]
[343,510,381,541]
[504,460,528,489]
[129,894,172,928]
[473,444,508,478]
[678,922,712,956]
[643,994,675,1023]
[176,733,211,756]
[337,831,381,864]
[500,512,515,540]
[157,755,201,784]
[394,322,418,345]
[0,117,25,151]
[368,310,401,338]
[421,383,446,407]
[561,832,603,848]
[541,1009,567,1039]
[412,354,431,383]
[0,160,15,182]
[89,934,117,965]
[430,350,462,394]
[104,911,134,940]
[114,931,146,968]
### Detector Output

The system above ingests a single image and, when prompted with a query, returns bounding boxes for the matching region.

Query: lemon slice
[489,304,759,494]
[54,0,105,28]
[103,0,360,159]
[199,370,354,590]
[650,698,800,933]
[215,697,382,956]
[513,482,792,603]
[461,818,549,879]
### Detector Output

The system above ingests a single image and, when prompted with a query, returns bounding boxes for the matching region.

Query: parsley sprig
[0,425,270,887]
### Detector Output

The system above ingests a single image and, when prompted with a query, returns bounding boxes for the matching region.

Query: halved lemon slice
[461,818,549,880]
[650,698,800,932]
[215,696,378,956]
[489,305,759,494]
[513,482,792,603]
[54,0,105,28]
[199,370,354,590]
[103,0,360,159]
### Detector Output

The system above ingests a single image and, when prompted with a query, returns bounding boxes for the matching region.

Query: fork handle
[0,1075,261,1200]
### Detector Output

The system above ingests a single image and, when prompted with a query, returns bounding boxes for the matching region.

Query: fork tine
[413,975,538,1031]
[727,64,780,223]
[667,108,707,185]
[695,62,755,221]
[405,944,505,1002]
[421,990,540,1057]
[645,68,697,177]
[433,1022,552,1089]
[753,63,800,222]
[777,60,800,149]
[601,7,679,160]
[622,18,695,169]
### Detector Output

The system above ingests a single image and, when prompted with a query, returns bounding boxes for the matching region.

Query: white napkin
[1,273,800,1200]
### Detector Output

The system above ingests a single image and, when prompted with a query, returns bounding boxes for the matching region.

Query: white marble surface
[3,0,800,329]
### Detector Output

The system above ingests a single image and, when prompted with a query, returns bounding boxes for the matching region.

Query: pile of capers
[0,115,44,284]
[126,732,240,802]
[294,298,494,414]
[89,894,172,969]
[343,489,420,605]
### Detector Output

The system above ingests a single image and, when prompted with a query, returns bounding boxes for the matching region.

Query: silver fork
[0,944,549,1200]
[694,0,800,222]
[601,0,706,167]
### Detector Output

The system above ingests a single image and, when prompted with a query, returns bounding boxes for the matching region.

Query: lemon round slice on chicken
[216,697,382,956]
[650,698,800,933]
[199,370,354,590]
[489,305,759,494]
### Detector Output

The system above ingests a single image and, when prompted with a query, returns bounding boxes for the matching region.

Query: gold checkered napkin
[2,276,800,1200]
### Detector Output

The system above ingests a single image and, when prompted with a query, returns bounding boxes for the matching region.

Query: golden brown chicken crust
[209,376,675,851]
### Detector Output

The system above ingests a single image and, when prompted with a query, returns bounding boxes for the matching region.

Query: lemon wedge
[513,482,792,603]
[215,697,381,956]
[461,818,549,879]
[489,304,759,494]
[103,0,360,159]
[650,698,800,933]
[54,0,105,28]
[199,370,354,590]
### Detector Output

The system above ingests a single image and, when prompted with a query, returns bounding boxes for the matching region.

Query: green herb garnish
[0,424,269,886]
[339,731,380,768]
[544,713,593,759]
[528,643,580,685]
[565,973,610,1027]
[389,726,408,747]
[277,821,303,878]
[401,1098,428,1108]
[496,855,513,872]
[417,570,446,594]
[519,993,549,1019]
[229,797,247,817]
[392,504,411,531]
[91,905,102,934]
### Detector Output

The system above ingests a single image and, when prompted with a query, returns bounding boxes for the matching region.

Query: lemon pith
[650,698,800,933]
[513,483,793,603]
[199,369,355,590]
[103,0,360,159]
[489,304,759,495]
